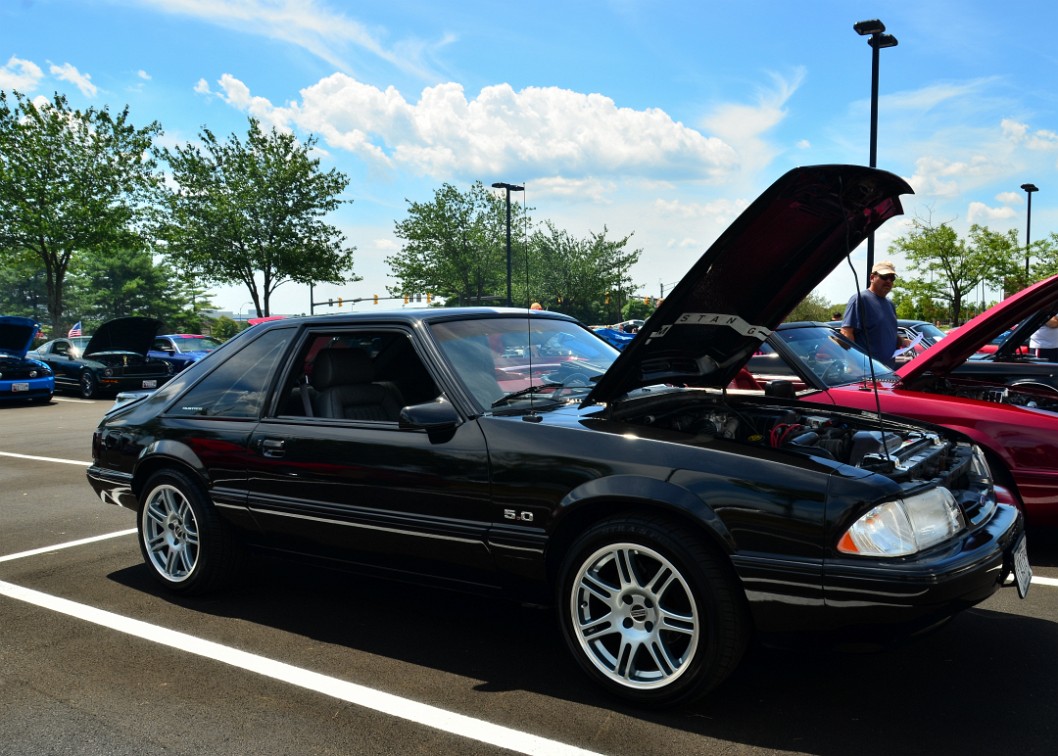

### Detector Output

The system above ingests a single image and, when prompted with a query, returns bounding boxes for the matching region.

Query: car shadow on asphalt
[108,549,1057,755]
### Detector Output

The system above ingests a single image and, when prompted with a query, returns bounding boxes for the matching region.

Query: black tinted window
[169,328,290,418]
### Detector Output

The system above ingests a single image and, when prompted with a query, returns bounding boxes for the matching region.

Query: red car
[748,276,1058,529]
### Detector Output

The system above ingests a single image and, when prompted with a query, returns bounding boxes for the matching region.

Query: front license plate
[142,380,157,389]
[1012,535,1031,599]
[12,382,29,392]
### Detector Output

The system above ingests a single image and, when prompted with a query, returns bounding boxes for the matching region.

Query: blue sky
[3,0,1056,316]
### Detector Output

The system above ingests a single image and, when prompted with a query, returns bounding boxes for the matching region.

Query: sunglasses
[875,274,896,282]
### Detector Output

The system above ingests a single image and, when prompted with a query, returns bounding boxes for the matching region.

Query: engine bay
[617,391,960,485]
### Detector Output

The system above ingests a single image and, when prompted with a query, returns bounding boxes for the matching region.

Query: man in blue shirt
[840,260,907,370]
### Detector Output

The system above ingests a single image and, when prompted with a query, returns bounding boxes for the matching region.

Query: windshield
[912,322,947,342]
[430,317,619,409]
[772,326,896,387]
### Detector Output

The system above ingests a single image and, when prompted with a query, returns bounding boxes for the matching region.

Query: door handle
[259,438,285,458]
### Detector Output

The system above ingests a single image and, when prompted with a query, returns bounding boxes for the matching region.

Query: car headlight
[837,487,966,557]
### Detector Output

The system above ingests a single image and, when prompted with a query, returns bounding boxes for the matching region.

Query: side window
[54,342,68,357]
[168,328,291,418]
[276,329,440,420]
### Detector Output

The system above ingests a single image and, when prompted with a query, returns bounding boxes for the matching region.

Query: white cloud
[0,55,44,92]
[137,69,152,81]
[967,201,1016,224]
[206,72,739,183]
[133,0,445,79]
[48,62,98,97]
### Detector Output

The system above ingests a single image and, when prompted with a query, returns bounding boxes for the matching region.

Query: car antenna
[840,208,892,463]
[520,185,543,423]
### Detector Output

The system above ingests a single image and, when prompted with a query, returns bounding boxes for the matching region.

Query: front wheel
[558,515,749,707]
[79,371,98,399]
[138,469,242,594]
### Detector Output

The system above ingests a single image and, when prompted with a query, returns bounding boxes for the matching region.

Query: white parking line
[0,450,90,466]
[0,580,601,756]
[0,529,137,563]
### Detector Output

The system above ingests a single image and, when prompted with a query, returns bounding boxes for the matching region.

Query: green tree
[0,90,163,334]
[64,246,209,332]
[159,117,356,317]
[0,250,50,323]
[389,182,529,306]
[891,219,1017,326]
[787,292,837,322]
[528,222,641,324]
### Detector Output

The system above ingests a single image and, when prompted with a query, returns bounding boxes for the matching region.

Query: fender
[136,438,210,486]
[554,474,736,553]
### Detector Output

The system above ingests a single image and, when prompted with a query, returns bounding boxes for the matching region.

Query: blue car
[0,315,54,404]
[148,334,222,371]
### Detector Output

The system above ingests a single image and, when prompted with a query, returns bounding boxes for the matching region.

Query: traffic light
[403,294,409,304]
[605,292,611,305]
[644,296,651,305]
[338,297,343,307]
[327,298,333,306]
[373,294,379,305]
[426,293,432,303]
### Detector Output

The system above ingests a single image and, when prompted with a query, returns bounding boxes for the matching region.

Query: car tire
[79,371,98,399]
[558,515,749,707]
[138,469,242,595]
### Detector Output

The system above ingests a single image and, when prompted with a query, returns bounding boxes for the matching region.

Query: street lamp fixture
[1022,183,1039,278]
[854,19,898,280]
[492,181,525,307]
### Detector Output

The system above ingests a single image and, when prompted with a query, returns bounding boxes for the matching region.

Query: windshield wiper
[491,378,594,408]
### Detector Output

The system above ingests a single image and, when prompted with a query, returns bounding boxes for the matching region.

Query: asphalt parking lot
[2,397,1057,755]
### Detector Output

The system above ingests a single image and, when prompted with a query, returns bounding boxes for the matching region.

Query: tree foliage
[62,246,211,334]
[528,222,641,324]
[389,182,525,306]
[159,117,356,317]
[0,90,163,333]
[891,218,1018,325]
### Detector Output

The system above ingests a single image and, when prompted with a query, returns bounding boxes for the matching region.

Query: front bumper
[820,501,1025,637]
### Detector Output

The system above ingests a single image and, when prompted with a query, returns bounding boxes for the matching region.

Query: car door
[244,327,499,588]
[40,339,79,391]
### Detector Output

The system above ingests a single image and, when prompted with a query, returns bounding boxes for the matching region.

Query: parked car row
[85,166,1031,708]
[13,320,222,401]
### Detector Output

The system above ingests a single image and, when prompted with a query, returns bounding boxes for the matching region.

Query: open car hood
[0,316,39,358]
[585,165,913,405]
[84,317,163,357]
[897,273,1058,382]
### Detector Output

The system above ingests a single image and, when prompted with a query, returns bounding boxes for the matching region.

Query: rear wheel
[558,515,749,707]
[138,469,242,594]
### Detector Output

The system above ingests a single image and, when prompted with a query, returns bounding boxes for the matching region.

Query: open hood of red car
[84,317,163,357]
[897,273,1058,382]
[585,164,913,405]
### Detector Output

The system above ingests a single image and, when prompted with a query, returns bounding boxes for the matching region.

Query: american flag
[68,321,82,337]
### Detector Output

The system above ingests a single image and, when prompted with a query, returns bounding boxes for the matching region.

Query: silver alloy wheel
[570,542,700,690]
[141,484,200,583]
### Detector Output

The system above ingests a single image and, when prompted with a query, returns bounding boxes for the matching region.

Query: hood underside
[0,316,40,358]
[85,317,163,357]
[586,165,913,405]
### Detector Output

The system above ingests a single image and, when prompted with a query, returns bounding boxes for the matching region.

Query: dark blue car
[148,334,222,371]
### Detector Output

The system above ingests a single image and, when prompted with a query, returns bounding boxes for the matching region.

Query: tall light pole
[491,182,524,306]
[854,19,898,280]
[1021,183,1038,278]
